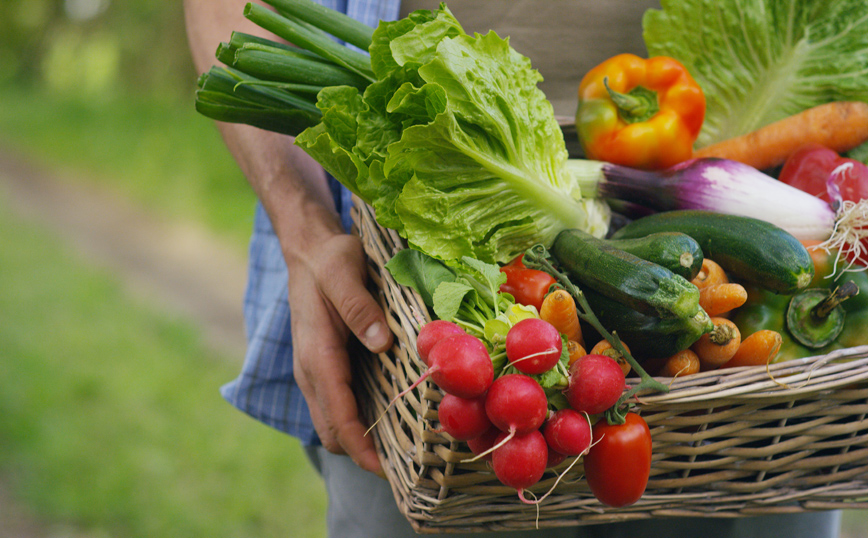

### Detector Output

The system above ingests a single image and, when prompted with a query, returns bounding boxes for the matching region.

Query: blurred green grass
[0,84,256,247]
[0,185,328,538]
[0,86,327,537]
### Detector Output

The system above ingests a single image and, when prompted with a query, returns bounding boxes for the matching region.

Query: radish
[416,320,465,365]
[505,318,563,375]
[437,393,492,441]
[484,374,548,436]
[543,408,592,456]
[426,333,494,398]
[369,332,494,437]
[565,353,626,415]
[491,430,548,502]
[546,447,567,468]
[466,426,501,461]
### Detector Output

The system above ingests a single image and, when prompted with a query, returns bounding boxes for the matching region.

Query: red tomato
[778,144,868,203]
[779,144,868,266]
[499,256,556,311]
[583,412,652,508]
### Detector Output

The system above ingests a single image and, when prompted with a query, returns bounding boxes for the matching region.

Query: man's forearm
[183,0,343,252]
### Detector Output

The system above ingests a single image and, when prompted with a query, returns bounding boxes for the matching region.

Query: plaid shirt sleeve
[220,0,401,445]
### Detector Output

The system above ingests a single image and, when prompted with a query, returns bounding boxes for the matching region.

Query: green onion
[264,0,375,51]
[229,43,370,89]
[195,67,322,136]
[243,3,375,82]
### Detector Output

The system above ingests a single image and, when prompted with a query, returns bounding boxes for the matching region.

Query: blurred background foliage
[0,2,329,537]
[2,0,195,102]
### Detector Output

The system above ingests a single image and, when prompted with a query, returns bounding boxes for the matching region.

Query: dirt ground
[0,146,249,358]
[0,147,250,537]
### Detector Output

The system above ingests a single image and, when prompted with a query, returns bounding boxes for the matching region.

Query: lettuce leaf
[296,5,609,264]
[643,0,868,148]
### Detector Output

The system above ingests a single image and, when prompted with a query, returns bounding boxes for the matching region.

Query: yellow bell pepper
[576,54,706,170]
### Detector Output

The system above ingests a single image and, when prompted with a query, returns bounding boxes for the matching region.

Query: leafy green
[385,249,568,389]
[643,0,868,148]
[296,4,609,264]
[385,248,455,307]
[385,250,512,333]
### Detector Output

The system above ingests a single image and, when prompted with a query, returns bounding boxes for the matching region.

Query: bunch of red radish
[417,318,630,504]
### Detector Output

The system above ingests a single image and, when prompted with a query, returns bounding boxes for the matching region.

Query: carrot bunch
[647,258,783,376]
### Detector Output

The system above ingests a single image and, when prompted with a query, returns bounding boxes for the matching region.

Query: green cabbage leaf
[643,0,868,148]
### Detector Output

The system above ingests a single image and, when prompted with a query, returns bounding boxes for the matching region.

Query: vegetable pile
[194,0,868,511]
[389,250,663,506]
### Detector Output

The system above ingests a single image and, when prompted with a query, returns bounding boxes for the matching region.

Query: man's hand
[287,232,393,475]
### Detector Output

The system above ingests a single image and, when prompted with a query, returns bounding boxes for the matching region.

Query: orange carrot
[691,258,728,290]
[691,317,742,369]
[658,349,700,377]
[540,289,582,344]
[720,330,783,369]
[566,340,587,367]
[693,101,868,170]
[590,339,632,376]
[699,282,748,317]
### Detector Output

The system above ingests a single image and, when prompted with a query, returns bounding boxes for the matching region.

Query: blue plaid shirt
[220,0,401,446]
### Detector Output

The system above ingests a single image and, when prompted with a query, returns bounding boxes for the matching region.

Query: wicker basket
[351,198,868,534]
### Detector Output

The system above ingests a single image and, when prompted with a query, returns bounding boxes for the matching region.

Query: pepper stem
[812,281,859,319]
[603,77,659,124]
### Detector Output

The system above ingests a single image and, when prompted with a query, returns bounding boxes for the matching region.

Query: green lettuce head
[296,5,609,264]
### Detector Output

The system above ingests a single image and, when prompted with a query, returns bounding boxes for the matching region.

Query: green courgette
[551,228,701,319]
[610,210,814,294]
[606,232,704,281]
[582,287,713,360]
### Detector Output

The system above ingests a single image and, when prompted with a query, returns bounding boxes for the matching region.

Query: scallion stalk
[263,0,375,51]
[231,43,370,89]
[195,67,322,136]
[244,3,375,82]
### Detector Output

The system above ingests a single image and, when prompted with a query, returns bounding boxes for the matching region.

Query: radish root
[505,347,560,370]
[460,429,514,463]
[820,198,868,270]
[365,369,433,437]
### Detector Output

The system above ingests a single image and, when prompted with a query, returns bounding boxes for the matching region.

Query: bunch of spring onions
[195,0,376,137]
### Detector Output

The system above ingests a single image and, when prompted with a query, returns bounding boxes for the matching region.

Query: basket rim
[637,345,868,405]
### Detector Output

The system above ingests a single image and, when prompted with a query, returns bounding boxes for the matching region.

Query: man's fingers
[317,236,394,354]
[299,352,383,475]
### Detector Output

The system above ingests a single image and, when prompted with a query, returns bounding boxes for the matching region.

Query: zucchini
[606,232,703,281]
[551,228,701,319]
[583,287,713,360]
[610,210,814,294]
